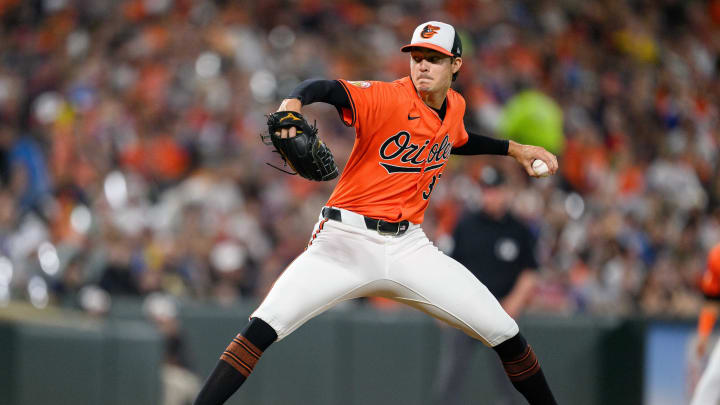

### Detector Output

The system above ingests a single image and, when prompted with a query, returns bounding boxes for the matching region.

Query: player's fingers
[543,157,557,175]
[289,126,297,138]
[548,153,559,173]
[538,150,558,174]
[523,161,536,177]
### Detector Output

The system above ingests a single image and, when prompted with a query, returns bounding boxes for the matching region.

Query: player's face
[409,49,461,94]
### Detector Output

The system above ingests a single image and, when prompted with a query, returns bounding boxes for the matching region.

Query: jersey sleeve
[458,123,469,148]
[450,91,469,147]
[288,79,350,109]
[337,80,399,132]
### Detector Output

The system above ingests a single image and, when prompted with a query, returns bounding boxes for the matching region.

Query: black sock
[194,317,278,405]
[492,333,557,405]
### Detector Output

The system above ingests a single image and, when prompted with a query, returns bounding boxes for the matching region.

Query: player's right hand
[507,140,559,178]
[276,98,303,138]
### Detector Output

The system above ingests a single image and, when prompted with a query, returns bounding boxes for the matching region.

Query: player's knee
[484,317,519,347]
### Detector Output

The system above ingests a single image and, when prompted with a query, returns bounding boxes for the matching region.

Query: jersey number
[422,173,441,200]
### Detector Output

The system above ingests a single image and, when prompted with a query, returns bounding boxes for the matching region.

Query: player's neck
[420,89,447,110]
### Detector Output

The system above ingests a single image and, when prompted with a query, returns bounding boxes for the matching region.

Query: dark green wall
[0,312,162,405]
[178,303,646,405]
[0,301,648,405]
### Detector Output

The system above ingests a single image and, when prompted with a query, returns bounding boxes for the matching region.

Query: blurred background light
[104,171,128,209]
[37,242,60,276]
[0,283,8,306]
[195,52,222,79]
[79,286,111,315]
[66,30,89,58]
[268,25,296,49]
[43,0,67,13]
[33,92,64,125]
[70,205,92,234]
[144,0,172,14]
[111,64,138,91]
[0,256,13,286]
[28,276,48,309]
[249,70,277,104]
[143,293,178,320]
[210,240,246,273]
[565,192,585,220]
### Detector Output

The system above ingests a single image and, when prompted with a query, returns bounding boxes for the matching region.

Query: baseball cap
[401,21,462,58]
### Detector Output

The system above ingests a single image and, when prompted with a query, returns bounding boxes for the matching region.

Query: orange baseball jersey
[326,77,469,224]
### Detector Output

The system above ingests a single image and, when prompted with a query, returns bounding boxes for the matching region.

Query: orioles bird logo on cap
[420,24,440,39]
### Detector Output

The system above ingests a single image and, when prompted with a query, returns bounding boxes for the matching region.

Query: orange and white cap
[401,21,462,57]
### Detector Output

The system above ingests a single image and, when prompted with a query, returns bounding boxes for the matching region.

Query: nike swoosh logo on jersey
[408,115,420,120]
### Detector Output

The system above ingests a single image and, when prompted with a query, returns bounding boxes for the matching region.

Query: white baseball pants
[251,207,519,345]
[691,338,720,405]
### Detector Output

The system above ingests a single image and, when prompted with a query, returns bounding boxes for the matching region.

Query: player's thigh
[252,222,380,340]
[389,241,518,346]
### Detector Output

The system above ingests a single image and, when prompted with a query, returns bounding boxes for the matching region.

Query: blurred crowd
[0,0,719,320]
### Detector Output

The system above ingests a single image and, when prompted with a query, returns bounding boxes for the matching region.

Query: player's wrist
[507,140,521,158]
[278,98,302,112]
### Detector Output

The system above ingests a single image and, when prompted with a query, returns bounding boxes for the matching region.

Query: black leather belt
[321,207,410,236]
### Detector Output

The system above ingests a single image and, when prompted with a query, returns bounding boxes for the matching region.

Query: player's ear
[451,57,462,74]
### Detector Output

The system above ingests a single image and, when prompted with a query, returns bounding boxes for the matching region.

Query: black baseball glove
[262,111,339,181]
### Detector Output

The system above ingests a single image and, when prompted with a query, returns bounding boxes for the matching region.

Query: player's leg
[690,338,720,405]
[194,317,276,405]
[489,351,525,405]
[387,229,557,405]
[195,218,382,405]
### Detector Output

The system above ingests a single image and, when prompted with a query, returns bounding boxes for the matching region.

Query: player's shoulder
[341,79,376,90]
[447,87,467,105]
[339,78,409,100]
[340,78,398,90]
[389,76,421,95]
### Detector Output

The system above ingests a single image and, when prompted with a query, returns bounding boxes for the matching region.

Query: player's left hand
[507,140,558,178]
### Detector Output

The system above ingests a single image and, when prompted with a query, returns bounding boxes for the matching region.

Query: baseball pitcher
[194,21,558,405]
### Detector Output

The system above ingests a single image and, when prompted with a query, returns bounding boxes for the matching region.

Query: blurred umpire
[434,166,539,405]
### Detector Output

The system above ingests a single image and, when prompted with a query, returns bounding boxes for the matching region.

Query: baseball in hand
[531,159,550,177]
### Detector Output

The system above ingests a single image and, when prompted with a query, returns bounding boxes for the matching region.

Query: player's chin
[416,82,433,93]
